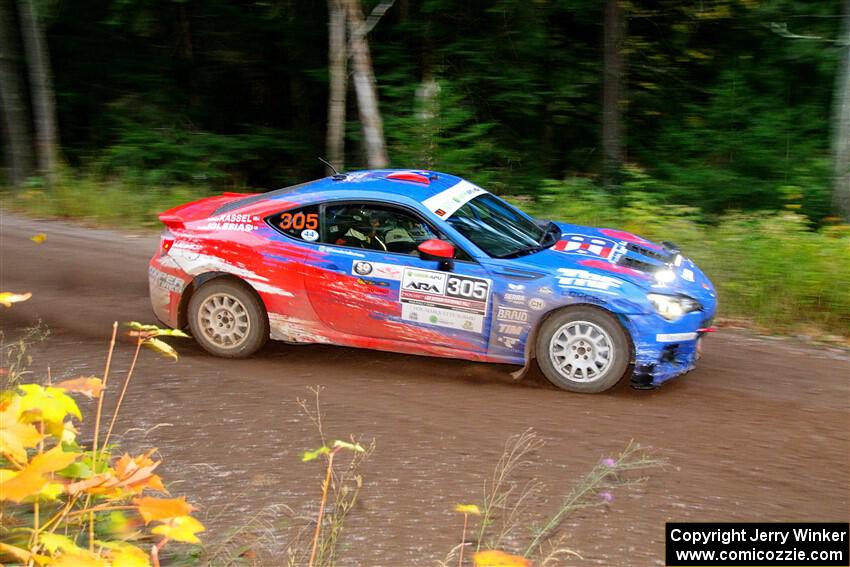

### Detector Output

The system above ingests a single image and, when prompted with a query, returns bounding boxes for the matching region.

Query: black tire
[535,306,630,393]
[188,278,269,358]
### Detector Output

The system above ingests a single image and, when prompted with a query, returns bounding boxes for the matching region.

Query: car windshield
[445,193,557,258]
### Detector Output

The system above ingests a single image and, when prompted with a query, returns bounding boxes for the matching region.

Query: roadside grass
[2,174,211,228]
[4,173,848,339]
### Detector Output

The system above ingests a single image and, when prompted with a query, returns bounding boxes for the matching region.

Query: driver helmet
[385,226,414,245]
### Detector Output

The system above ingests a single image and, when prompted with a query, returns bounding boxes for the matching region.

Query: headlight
[647,293,700,321]
[654,269,676,284]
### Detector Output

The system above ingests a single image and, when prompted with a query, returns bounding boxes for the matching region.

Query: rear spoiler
[157,192,258,230]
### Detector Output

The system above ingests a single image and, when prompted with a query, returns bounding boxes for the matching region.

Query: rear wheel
[188,279,268,358]
[535,307,630,393]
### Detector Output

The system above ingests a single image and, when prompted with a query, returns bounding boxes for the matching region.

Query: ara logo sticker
[301,229,319,241]
[405,281,441,293]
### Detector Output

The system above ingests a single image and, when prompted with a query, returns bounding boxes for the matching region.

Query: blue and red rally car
[149,170,717,392]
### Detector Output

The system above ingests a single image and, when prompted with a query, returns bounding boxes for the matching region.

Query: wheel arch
[178,271,268,330]
[525,302,636,365]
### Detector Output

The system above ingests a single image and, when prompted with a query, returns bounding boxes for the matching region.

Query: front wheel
[535,307,630,393]
[188,279,269,358]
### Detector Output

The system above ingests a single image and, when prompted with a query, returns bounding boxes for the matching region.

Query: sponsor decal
[497,335,521,349]
[401,303,484,333]
[504,292,526,305]
[374,263,403,280]
[148,266,185,293]
[351,261,403,281]
[170,240,201,261]
[172,241,201,251]
[356,278,390,287]
[422,180,487,219]
[201,213,258,232]
[527,298,545,311]
[319,246,364,258]
[399,267,491,333]
[497,323,524,336]
[556,268,622,292]
[554,234,626,261]
[497,307,529,323]
[507,283,526,292]
[682,268,695,282]
[537,286,554,296]
[353,261,373,275]
[301,229,319,241]
[656,332,697,343]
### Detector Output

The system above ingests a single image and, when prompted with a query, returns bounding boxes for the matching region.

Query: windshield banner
[422,180,487,219]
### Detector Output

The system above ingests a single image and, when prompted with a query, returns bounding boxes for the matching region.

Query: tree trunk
[831,1,850,221]
[0,0,31,185]
[17,0,58,183]
[601,0,625,190]
[326,0,347,174]
[345,0,388,169]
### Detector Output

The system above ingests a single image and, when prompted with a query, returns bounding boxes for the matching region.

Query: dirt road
[2,212,848,566]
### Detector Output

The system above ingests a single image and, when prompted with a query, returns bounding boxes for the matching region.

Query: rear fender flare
[178,271,268,330]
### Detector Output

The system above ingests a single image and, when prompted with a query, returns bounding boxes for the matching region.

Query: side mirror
[418,239,455,271]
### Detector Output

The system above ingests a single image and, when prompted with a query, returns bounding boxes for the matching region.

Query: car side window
[323,203,470,260]
[267,205,321,242]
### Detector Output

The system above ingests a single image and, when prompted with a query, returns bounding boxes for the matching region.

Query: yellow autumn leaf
[55,376,104,398]
[0,542,50,565]
[455,503,481,515]
[113,450,166,494]
[0,446,79,502]
[30,445,81,474]
[143,337,178,361]
[0,465,48,502]
[0,398,44,462]
[95,541,151,567]
[473,549,532,567]
[39,533,80,554]
[133,496,195,524]
[0,291,32,308]
[17,384,82,427]
[151,514,205,544]
[50,550,110,567]
[38,481,66,500]
[302,445,330,462]
[31,233,47,244]
[110,545,151,567]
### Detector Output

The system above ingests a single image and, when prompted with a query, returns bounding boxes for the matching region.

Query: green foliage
[20,0,838,219]
[5,173,210,227]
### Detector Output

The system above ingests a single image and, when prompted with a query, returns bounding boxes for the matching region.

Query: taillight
[160,230,175,256]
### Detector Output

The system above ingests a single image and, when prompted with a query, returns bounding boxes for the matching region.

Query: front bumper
[623,311,714,388]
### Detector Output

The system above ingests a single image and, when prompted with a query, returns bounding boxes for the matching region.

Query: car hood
[513,222,717,307]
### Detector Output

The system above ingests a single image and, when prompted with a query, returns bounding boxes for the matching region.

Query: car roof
[215,169,466,215]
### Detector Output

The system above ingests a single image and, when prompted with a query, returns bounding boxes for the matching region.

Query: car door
[304,201,494,354]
